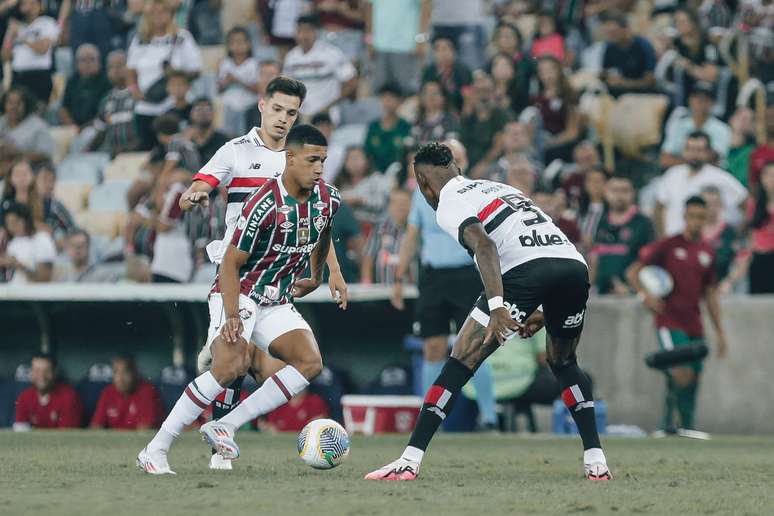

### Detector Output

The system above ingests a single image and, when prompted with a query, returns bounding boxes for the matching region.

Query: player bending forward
[365,142,611,481]
[137,124,340,474]
[176,75,347,470]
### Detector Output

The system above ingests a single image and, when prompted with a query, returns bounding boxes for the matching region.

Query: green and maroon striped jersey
[213,177,341,305]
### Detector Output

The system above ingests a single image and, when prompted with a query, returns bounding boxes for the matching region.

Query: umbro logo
[249,163,262,170]
[280,220,294,233]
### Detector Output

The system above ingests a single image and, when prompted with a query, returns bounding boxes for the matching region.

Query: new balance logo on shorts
[563,310,585,328]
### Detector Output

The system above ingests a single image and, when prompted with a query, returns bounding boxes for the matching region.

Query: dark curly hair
[413,142,454,169]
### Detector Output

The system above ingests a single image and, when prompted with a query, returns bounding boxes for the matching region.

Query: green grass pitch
[2,431,773,516]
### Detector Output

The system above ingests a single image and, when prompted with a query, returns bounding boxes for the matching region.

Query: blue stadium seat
[57,153,110,185]
[365,365,414,396]
[157,365,193,414]
[76,363,113,426]
[88,181,132,212]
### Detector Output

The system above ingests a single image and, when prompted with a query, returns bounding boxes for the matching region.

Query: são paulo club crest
[313,215,327,232]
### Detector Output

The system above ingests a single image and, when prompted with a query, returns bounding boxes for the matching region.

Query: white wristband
[488,296,504,311]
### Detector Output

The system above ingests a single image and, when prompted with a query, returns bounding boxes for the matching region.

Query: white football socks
[402,446,425,464]
[219,365,309,429]
[148,371,225,453]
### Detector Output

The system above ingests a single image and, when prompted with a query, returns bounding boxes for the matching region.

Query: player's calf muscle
[451,324,497,370]
[546,335,580,366]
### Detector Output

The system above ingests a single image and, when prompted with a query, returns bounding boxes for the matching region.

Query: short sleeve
[435,193,479,247]
[126,36,140,70]
[158,183,186,226]
[720,171,747,207]
[660,121,682,156]
[638,239,668,266]
[33,232,56,264]
[640,38,656,71]
[231,187,275,253]
[171,30,202,73]
[194,142,234,187]
[655,172,672,205]
[40,17,60,41]
[333,48,357,83]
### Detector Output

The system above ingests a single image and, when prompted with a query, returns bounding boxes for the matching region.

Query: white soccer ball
[639,265,674,298]
[297,418,350,469]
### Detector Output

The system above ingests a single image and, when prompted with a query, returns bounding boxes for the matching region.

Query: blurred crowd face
[344,147,369,178]
[536,58,560,89]
[760,164,774,194]
[537,14,557,36]
[259,92,301,142]
[296,22,317,51]
[3,212,26,238]
[605,177,635,212]
[3,91,26,124]
[20,0,42,20]
[67,232,90,269]
[683,136,711,169]
[166,74,190,102]
[420,81,444,114]
[107,52,128,87]
[381,92,401,117]
[76,46,101,78]
[674,10,696,38]
[602,20,627,45]
[473,73,495,108]
[35,167,56,199]
[258,61,281,95]
[495,25,520,56]
[30,357,56,394]
[503,122,531,153]
[701,188,723,223]
[112,359,137,395]
[688,92,713,118]
[10,160,35,194]
[491,54,515,83]
[506,157,536,195]
[433,38,456,69]
[190,101,214,129]
[573,143,600,174]
[147,1,173,35]
[684,203,708,238]
[227,30,251,61]
[584,169,608,201]
[388,189,411,227]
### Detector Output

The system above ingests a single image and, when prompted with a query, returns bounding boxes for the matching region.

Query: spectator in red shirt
[627,196,728,432]
[748,106,774,192]
[14,354,83,431]
[91,355,165,430]
[257,390,329,432]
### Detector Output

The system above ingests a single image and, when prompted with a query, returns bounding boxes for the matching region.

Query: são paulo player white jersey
[192,127,286,263]
[436,176,586,273]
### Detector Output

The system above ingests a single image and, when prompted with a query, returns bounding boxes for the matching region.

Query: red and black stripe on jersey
[212,178,340,305]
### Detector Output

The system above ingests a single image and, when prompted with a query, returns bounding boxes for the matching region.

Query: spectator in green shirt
[590,175,655,295]
[364,83,411,173]
[726,107,756,188]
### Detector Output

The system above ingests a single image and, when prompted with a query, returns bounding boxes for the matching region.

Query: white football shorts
[206,293,312,354]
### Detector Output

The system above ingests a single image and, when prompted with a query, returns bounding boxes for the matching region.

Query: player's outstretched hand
[716,332,728,359]
[518,310,545,339]
[293,278,321,299]
[328,270,348,310]
[221,316,243,343]
[485,307,522,345]
[180,191,210,211]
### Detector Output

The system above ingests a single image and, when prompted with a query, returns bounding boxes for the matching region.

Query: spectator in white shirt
[126,0,202,151]
[660,82,732,169]
[0,86,55,162]
[218,26,260,137]
[283,14,357,119]
[655,131,748,237]
[54,228,121,283]
[1,0,60,106]
[1,202,54,283]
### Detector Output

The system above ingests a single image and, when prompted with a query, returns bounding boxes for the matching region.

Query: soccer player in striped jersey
[138,124,340,474]
[365,143,610,482]
[176,76,348,470]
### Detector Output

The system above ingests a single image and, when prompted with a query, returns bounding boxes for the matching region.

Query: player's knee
[293,354,323,380]
[671,367,696,387]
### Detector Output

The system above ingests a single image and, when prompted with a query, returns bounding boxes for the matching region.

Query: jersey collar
[439,175,466,201]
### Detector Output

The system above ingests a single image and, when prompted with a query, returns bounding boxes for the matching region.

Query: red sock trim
[271,374,292,401]
[185,386,209,409]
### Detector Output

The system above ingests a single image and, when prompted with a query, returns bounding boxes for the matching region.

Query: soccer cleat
[136,447,176,475]
[584,462,612,481]
[364,457,420,481]
[209,452,233,470]
[200,421,239,460]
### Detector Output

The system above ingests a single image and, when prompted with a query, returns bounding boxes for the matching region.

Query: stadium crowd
[1,0,773,432]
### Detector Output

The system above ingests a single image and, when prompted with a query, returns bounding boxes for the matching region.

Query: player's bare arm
[218,244,249,344]
[390,223,420,310]
[460,222,520,344]
[293,225,333,299]
[704,285,727,358]
[179,180,214,210]
[325,243,348,309]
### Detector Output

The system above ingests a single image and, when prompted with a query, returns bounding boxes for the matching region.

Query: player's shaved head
[286,123,328,148]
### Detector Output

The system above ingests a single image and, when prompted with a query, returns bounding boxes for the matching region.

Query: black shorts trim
[227,192,249,203]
